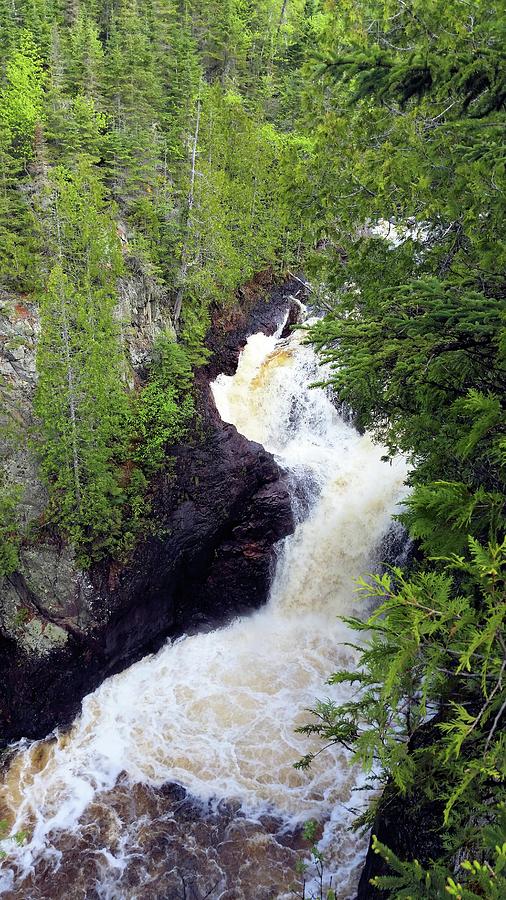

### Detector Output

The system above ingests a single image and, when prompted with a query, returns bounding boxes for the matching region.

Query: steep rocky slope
[0,272,302,745]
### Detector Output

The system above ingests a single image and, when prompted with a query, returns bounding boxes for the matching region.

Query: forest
[0,0,505,897]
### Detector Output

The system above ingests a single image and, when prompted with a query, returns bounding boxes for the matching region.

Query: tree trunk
[276,0,289,42]
[54,198,82,507]
[173,95,201,329]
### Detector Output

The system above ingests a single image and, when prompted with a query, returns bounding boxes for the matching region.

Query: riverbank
[0,277,302,746]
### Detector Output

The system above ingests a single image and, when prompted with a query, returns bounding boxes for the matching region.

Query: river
[0,315,408,898]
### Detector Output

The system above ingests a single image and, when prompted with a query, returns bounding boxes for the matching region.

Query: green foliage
[370,808,506,899]
[0,29,45,159]
[0,29,44,290]
[291,819,337,900]
[133,337,195,474]
[34,163,129,562]
[323,29,506,117]
[32,162,195,562]
[48,93,107,165]
[1,2,504,896]
[402,482,504,557]
[370,835,448,898]
[0,471,21,577]
[309,277,506,550]
[174,83,302,324]
[298,540,506,888]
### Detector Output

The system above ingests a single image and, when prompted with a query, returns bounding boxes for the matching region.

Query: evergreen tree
[0,29,44,290]
[0,467,21,576]
[65,12,105,101]
[102,0,164,201]
[35,163,129,560]
[298,1,506,892]
[298,539,506,897]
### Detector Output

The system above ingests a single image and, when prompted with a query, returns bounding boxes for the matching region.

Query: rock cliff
[0,271,301,745]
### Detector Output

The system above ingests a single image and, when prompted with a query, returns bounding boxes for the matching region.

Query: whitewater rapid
[0,317,408,898]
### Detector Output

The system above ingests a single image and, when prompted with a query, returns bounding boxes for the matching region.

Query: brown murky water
[2,779,311,899]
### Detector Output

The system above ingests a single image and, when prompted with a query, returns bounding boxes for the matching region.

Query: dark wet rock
[280,294,303,339]
[1,778,308,900]
[356,721,446,898]
[0,278,298,746]
[373,521,415,573]
[356,785,444,898]
[204,271,306,380]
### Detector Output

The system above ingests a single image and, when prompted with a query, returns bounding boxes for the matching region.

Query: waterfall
[0,320,408,899]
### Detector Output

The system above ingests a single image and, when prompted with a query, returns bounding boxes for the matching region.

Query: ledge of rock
[0,277,302,746]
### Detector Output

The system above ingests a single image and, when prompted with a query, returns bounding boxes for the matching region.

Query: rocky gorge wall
[0,270,302,746]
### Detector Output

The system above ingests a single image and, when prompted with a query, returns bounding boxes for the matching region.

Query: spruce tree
[0,29,44,291]
[35,163,129,560]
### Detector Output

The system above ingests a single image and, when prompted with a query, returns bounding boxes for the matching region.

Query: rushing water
[0,318,408,899]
